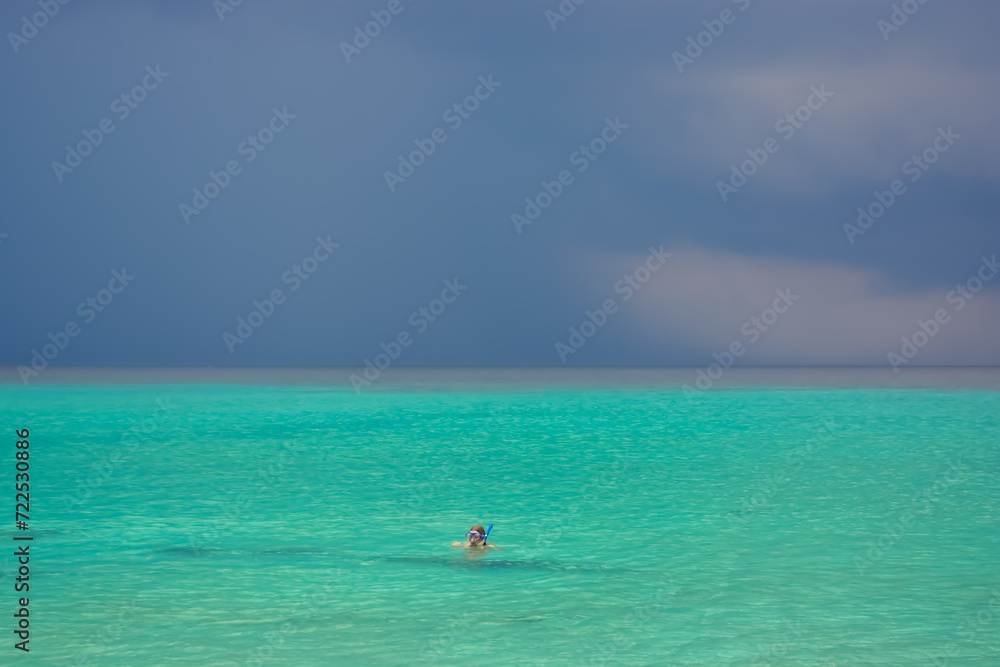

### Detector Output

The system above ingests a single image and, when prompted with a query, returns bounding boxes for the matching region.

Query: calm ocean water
[1,368,998,665]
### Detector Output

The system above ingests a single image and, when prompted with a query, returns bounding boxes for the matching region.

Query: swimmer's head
[467,525,487,544]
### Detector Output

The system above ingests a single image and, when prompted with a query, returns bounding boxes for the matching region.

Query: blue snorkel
[466,524,493,545]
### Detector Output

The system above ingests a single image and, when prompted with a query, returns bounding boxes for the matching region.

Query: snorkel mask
[466,524,493,544]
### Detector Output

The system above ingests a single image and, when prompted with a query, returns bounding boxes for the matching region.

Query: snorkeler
[452,524,502,549]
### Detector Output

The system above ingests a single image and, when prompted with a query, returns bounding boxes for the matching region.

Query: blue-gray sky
[2,0,998,373]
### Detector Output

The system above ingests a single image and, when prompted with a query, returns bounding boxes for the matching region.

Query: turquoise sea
[1,368,998,666]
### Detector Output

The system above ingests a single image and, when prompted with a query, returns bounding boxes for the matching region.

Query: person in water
[452,524,501,549]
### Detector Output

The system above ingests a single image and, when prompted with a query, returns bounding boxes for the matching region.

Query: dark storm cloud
[1,0,997,373]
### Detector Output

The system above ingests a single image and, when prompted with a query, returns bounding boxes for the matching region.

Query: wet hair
[470,525,487,542]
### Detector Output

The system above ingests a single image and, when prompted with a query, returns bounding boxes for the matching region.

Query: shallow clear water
[2,368,999,665]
